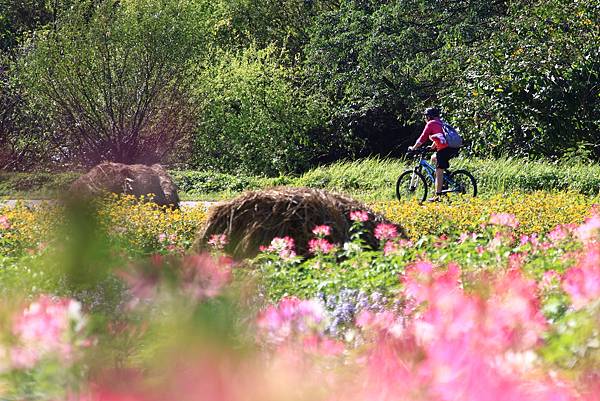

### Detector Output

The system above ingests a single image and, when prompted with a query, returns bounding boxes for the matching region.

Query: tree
[303,0,510,157]
[443,0,600,159]
[17,0,206,167]
[205,0,339,59]
[192,46,331,175]
[0,64,49,170]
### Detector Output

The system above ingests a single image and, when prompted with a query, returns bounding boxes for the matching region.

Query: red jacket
[416,118,448,151]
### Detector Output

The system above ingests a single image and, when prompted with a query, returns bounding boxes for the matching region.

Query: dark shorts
[436,147,459,169]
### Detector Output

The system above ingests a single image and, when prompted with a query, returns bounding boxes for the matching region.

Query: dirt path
[0,200,215,209]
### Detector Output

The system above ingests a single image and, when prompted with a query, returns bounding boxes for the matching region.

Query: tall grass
[2,157,600,200]
[295,156,600,200]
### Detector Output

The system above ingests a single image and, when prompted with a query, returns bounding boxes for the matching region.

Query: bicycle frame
[412,155,461,194]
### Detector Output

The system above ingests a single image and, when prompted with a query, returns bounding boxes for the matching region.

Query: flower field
[0,192,600,400]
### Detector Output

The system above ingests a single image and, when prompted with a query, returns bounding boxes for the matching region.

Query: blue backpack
[441,119,463,148]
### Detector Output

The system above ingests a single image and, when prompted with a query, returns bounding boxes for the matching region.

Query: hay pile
[68,162,179,208]
[195,187,405,260]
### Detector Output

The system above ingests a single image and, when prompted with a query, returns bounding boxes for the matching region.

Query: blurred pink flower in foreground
[0,215,10,230]
[349,210,369,222]
[576,215,600,243]
[348,261,574,401]
[308,238,336,255]
[562,248,600,309]
[489,213,520,229]
[11,295,88,369]
[181,254,233,300]
[374,223,398,241]
[119,253,233,306]
[257,297,327,345]
[312,225,332,237]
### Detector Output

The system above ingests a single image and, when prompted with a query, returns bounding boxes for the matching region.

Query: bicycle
[396,148,477,202]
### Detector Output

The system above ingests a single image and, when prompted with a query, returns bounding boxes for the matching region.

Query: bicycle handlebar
[406,147,434,156]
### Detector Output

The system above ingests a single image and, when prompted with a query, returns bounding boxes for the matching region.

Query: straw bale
[68,162,179,208]
[195,187,405,259]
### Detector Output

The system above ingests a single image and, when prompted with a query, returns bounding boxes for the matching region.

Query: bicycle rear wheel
[396,170,428,202]
[448,170,477,197]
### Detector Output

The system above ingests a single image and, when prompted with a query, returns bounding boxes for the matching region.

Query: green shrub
[191,45,331,176]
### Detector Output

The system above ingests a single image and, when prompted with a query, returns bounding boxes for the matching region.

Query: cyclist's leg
[429,153,443,194]
[435,168,444,194]
[435,148,453,195]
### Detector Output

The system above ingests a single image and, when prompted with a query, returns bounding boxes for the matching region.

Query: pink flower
[207,233,228,250]
[11,295,87,369]
[356,310,402,335]
[303,335,345,356]
[489,213,520,228]
[383,240,413,256]
[269,236,295,252]
[312,225,332,237]
[374,223,398,241]
[0,215,10,230]
[520,234,539,247]
[548,224,574,242]
[383,241,398,256]
[157,233,167,243]
[118,267,160,306]
[349,210,369,222]
[181,254,233,300]
[540,270,561,291]
[576,215,600,243]
[562,248,600,309]
[261,236,297,260]
[458,232,478,243]
[257,297,326,344]
[508,253,525,270]
[308,238,336,255]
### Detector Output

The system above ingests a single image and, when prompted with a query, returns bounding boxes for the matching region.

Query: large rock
[68,162,179,208]
[195,187,406,260]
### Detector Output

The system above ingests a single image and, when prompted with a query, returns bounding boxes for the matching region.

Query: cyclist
[408,107,459,202]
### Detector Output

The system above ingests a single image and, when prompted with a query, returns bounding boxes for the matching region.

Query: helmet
[423,107,441,118]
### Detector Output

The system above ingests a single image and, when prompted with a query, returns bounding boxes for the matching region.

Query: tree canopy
[1,0,598,172]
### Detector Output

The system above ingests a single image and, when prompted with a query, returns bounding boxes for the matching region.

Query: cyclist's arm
[411,122,434,149]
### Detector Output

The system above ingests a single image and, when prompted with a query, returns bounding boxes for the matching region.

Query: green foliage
[205,0,338,57]
[0,0,53,52]
[444,0,600,159]
[0,171,79,197]
[303,0,509,156]
[542,302,600,369]
[1,0,599,173]
[0,54,54,170]
[16,0,206,166]
[192,45,331,175]
[254,218,579,304]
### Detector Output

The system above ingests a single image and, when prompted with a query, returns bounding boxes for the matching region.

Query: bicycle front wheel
[448,170,477,197]
[396,170,428,202]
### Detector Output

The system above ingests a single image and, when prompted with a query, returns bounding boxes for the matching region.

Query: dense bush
[445,0,600,159]
[303,0,510,157]
[14,0,205,166]
[192,46,330,175]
